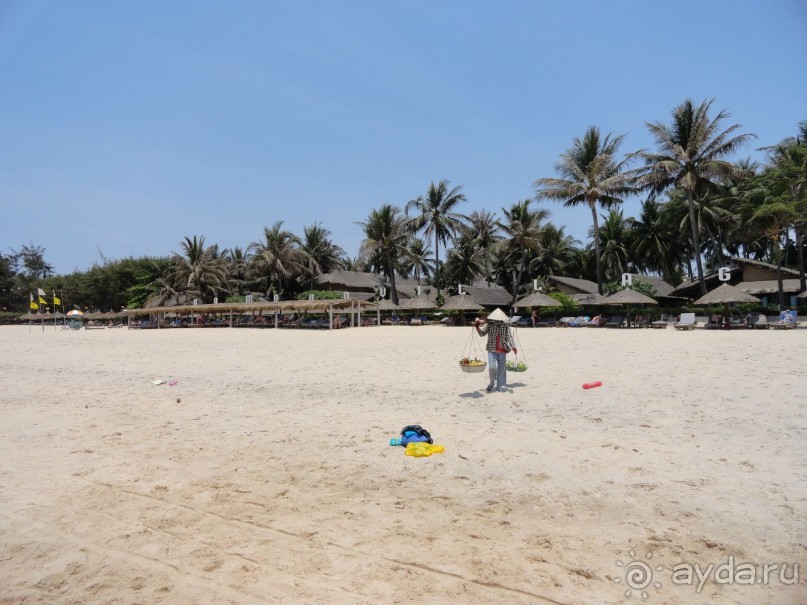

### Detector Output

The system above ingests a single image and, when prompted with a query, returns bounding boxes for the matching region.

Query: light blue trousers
[488,351,507,388]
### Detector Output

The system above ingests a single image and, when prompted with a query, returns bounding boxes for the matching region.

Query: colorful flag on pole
[53,290,61,306]
[30,293,38,310]
[37,288,46,296]
[39,296,47,305]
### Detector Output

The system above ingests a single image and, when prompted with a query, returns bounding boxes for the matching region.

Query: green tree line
[3,100,805,313]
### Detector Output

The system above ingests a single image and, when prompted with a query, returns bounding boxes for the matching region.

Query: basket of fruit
[459,357,487,373]
[506,360,528,372]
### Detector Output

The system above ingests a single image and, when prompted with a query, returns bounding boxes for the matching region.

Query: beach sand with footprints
[0,324,804,604]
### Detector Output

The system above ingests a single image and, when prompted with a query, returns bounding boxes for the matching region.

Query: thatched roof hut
[314,271,385,291]
[458,283,511,306]
[571,292,610,306]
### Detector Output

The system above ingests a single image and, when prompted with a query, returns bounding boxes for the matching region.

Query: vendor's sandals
[486,384,494,392]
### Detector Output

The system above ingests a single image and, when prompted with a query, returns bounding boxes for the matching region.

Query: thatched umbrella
[376,299,400,310]
[606,288,658,305]
[605,287,657,326]
[18,311,37,321]
[442,293,484,311]
[442,293,484,325]
[694,283,760,329]
[399,293,437,311]
[513,291,559,308]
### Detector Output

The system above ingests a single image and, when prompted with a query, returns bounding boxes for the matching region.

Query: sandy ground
[0,322,805,605]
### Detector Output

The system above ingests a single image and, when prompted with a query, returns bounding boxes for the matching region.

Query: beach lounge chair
[674,313,697,330]
[704,316,722,330]
[605,315,625,328]
[771,311,797,330]
[534,318,557,327]
[748,313,770,329]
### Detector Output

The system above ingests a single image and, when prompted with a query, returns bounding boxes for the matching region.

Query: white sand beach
[0,324,804,604]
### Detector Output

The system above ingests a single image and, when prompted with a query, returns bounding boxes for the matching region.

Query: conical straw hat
[487,308,509,322]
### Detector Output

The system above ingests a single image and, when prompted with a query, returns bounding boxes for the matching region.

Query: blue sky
[1,0,806,275]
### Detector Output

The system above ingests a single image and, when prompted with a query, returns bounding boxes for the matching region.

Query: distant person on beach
[475,308,517,393]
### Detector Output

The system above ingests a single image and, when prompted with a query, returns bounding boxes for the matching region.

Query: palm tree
[593,209,633,283]
[220,246,250,295]
[248,221,312,298]
[628,199,686,284]
[529,224,579,277]
[301,222,345,289]
[498,200,549,305]
[762,121,807,292]
[535,126,637,294]
[443,230,485,287]
[747,192,797,309]
[399,236,434,284]
[639,98,756,295]
[465,209,503,283]
[405,180,467,293]
[356,205,412,305]
[168,235,230,303]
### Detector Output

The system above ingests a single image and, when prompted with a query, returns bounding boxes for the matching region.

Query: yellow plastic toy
[405,442,445,457]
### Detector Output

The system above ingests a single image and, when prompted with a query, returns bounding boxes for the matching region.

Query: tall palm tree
[248,221,312,298]
[498,200,549,305]
[356,205,412,305]
[639,98,756,295]
[168,235,230,303]
[405,180,467,293]
[534,126,637,294]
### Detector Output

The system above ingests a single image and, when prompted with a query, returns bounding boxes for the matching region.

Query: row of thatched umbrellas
[18,309,128,321]
[386,283,765,314]
[16,283,780,323]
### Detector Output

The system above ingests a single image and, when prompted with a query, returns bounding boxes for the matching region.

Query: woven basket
[459,361,487,373]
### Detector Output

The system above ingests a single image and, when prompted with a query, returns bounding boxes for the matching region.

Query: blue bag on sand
[401,432,431,445]
[399,425,433,445]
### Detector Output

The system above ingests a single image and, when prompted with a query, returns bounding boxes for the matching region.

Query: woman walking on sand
[475,308,517,393]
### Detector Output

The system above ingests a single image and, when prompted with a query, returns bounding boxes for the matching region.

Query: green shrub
[296,290,344,301]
